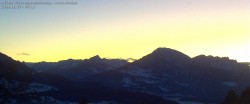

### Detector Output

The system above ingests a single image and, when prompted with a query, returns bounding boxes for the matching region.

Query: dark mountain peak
[89,55,102,61]
[0,52,17,66]
[192,55,249,71]
[58,58,82,64]
[0,52,6,56]
[142,47,190,61]
[0,52,32,81]
[133,48,191,67]
[193,55,237,63]
[152,47,186,56]
[153,47,176,53]
[0,52,13,62]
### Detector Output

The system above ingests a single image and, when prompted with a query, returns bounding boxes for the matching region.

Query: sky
[0,0,250,62]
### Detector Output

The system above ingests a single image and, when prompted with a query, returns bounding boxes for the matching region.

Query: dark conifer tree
[222,89,239,104]
[240,87,250,104]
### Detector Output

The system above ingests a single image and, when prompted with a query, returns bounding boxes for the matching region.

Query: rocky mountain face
[0,53,32,81]
[0,52,32,103]
[86,48,250,103]
[1,48,250,104]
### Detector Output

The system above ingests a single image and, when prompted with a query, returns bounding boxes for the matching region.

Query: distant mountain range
[26,55,128,81]
[1,48,250,104]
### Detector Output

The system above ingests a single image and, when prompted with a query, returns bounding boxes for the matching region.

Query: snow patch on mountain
[159,86,169,92]
[175,81,189,87]
[0,79,20,90]
[122,77,138,87]
[143,79,159,84]
[121,67,154,78]
[222,82,238,87]
[31,96,77,104]
[89,68,103,73]
[25,83,58,93]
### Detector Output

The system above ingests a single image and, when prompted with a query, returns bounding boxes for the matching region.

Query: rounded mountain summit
[135,48,191,65]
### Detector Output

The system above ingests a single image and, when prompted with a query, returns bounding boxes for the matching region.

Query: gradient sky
[0,0,250,62]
